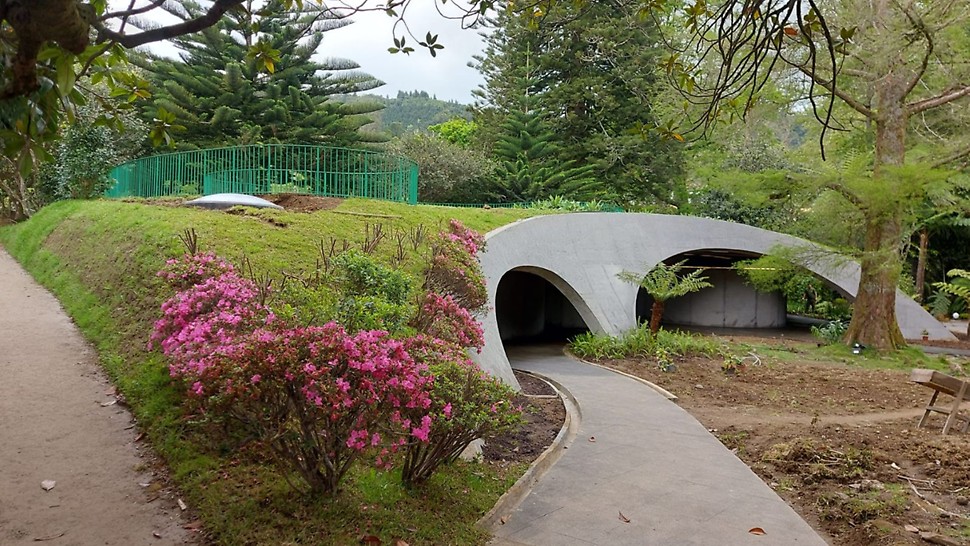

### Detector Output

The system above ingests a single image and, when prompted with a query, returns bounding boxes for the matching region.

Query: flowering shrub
[158,252,236,290]
[150,266,272,386]
[411,292,484,350]
[400,336,521,486]
[421,220,487,312]
[203,323,432,495]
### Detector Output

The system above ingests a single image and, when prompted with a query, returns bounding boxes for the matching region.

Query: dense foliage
[474,2,686,205]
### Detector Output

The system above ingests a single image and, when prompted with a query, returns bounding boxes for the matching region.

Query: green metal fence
[105,144,419,204]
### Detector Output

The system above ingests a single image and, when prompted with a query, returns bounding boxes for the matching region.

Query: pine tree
[138,0,384,149]
[489,107,600,202]
[474,3,685,206]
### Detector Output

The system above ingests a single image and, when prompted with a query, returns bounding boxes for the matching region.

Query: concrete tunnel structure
[469,213,955,387]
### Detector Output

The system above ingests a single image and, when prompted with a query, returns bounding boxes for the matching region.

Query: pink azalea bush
[400,336,521,486]
[158,251,236,290]
[150,257,272,385]
[419,220,488,312]
[400,222,521,486]
[205,323,432,495]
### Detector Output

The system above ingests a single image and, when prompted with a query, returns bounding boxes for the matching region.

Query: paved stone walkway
[0,249,189,545]
[490,345,827,546]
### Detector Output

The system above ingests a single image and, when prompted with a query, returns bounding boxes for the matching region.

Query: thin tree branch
[908,85,970,114]
[791,63,876,119]
[822,182,864,209]
[98,0,166,22]
[897,1,934,99]
[932,144,970,169]
[95,0,246,48]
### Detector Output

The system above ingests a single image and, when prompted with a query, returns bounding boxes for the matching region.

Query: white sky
[108,1,486,104]
[324,8,486,104]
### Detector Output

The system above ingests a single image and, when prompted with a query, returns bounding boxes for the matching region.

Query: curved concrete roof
[471,213,953,386]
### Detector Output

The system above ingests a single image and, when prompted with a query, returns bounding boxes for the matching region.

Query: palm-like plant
[618,261,713,334]
[933,269,970,337]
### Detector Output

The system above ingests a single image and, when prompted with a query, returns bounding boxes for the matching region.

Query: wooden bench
[910,368,970,435]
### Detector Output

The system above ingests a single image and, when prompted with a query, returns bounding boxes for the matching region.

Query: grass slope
[0,198,537,545]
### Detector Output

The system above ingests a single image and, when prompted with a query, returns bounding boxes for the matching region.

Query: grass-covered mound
[0,198,538,545]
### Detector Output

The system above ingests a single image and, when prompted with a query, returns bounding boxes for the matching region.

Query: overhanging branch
[908,85,970,114]
[95,0,246,48]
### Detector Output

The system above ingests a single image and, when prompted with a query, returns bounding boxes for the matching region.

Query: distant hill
[340,91,471,136]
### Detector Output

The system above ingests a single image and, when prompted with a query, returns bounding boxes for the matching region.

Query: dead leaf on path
[618,511,631,523]
[32,531,65,541]
[500,515,508,525]
[588,436,596,442]
[134,432,145,442]
[183,520,203,530]
[177,498,187,511]
[100,399,117,407]
[40,480,56,491]
[748,527,766,535]
[904,524,919,533]
[152,531,162,539]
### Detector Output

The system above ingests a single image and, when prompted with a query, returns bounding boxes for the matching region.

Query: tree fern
[618,261,713,334]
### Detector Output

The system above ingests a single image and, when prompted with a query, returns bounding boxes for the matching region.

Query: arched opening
[635,249,850,335]
[495,269,592,344]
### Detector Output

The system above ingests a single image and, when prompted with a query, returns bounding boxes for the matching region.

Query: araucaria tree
[474,1,686,205]
[139,1,384,148]
[675,0,970,349]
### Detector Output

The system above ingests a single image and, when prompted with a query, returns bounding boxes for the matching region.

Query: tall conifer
[138,0,384,148]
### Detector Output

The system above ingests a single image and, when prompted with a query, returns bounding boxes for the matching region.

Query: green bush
[401,350,522,487]
[569,324,725,361]
[811,320,848,345]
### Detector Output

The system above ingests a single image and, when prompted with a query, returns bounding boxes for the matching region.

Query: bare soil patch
[258,193,343,213]
[482,370,565,465]
[593,348,970,545]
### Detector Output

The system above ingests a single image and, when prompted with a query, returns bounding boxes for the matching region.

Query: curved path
[490,345,827,546]
[0,249,189,545]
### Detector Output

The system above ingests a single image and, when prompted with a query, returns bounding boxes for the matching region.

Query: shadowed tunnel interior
[495,270,590,344]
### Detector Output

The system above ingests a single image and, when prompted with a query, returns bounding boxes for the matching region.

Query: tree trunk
[843,67,909,350]
[914,228,929,303]
[649,300,665,335]
[844,214,906,349]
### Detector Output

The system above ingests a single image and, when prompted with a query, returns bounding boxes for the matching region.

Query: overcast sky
[324,8,487,104]
[109,1,487,104]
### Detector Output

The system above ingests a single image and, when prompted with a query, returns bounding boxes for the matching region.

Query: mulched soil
[258,194,343,213]
[482,370,565,465]
[592,344,970,546]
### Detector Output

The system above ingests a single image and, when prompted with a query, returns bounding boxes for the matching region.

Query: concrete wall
[470,213,954,387]
[661,270,787,328]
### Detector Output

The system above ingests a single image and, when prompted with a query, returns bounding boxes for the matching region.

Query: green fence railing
[105,144,419,204]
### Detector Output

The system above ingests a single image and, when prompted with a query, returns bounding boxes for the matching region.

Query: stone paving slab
[489,345,828,546]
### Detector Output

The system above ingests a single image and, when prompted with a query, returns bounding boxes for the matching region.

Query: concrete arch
[471,213,953,386]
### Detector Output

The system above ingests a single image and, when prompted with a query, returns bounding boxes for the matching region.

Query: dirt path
[688,406,928,428]
[0,249,190,545]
